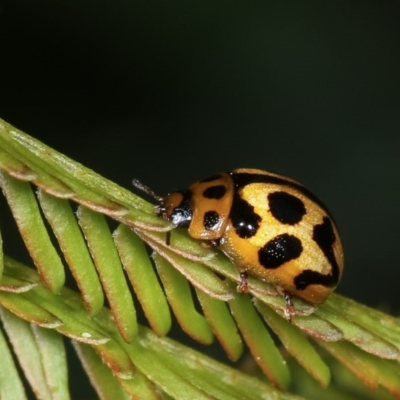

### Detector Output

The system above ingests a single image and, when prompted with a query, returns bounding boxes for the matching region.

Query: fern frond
[1,117,400,399]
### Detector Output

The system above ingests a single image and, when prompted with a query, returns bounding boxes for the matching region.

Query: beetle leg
[237,272,249,293]
[283,291,295,323]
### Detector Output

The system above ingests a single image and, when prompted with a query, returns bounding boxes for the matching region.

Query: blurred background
[0,0,400,395]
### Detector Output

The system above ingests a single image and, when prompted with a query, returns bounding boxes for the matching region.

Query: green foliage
[0,118,399,399]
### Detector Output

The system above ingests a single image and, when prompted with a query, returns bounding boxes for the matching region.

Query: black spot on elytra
[258,234,303,269]
[203,210,221,230]
[231,171,334,221]
[203,185,227,200]
[294,217,340,290]
[313,217,336,259]
[268,191,306,225]
[230,194,261,238]
[199,174,223,183]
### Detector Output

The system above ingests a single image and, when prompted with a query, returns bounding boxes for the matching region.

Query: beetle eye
[170,202,192,227]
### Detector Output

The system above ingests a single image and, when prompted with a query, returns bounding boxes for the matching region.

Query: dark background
[1,0,400,395]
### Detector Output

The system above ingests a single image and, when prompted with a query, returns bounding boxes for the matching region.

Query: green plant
[0,118,399,399]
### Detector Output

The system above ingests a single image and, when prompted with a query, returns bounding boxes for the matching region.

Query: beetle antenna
[132,179,163,202]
